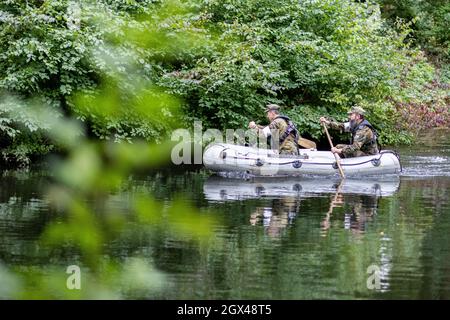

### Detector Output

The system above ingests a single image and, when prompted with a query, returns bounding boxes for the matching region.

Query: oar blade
[298,137,317,149]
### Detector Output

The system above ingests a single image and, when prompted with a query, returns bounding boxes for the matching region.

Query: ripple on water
[406,156,449,163]
[401,155,450,177]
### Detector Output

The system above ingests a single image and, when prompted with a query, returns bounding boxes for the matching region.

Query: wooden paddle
[322,123,345,179]
[298,136,317,149]
[321,179,344,233]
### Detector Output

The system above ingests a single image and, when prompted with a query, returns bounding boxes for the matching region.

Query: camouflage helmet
[347,105,366,116]
[264,103,281,113]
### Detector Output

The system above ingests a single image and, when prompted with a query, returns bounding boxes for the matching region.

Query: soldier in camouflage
[248,104,299,155]
[319,106,379,158]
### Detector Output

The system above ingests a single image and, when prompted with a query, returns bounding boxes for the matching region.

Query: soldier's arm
[340,127,371,157]
[250,124,272,137]
[321,117,346,132]
[269,119,286,137]
[249,122,268,134]
[268,119,281,130]
[328,121,346,132]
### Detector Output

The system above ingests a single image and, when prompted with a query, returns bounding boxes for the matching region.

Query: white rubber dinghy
[203,143,401,176]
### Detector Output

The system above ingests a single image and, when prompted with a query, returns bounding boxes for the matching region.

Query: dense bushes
[0,0,190,164]
[0,0,448,165]
[377,0,449,64]
[161,0,443,144]
[375,0,450,134]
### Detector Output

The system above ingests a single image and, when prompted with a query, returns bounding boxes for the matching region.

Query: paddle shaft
[322,123,346,179]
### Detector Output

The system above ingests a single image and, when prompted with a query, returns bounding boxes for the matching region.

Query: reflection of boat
[203,143,401,176]
[203,176,400,201]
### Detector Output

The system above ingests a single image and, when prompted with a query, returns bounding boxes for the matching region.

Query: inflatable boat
[203,176,400,201]
[203,143,401,177]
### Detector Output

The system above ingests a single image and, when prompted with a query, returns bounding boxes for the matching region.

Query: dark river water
[1,129,449,299]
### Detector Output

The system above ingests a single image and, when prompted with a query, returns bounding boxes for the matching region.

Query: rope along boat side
[203,143,401,176]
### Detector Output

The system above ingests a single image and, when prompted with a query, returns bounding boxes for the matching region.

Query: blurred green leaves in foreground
[0,0,218,299]
[0,0,214,164]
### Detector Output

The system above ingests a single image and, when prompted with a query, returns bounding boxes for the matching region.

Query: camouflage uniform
[328,120,379,158]
[252,103,299,155]
[254,116,299,155]
[269,117,299,155]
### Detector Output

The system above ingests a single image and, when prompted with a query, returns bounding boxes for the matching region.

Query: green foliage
[0,0,201,164]
[0,0,448,166]
[0,95,57,165]
[377,0,450,63]
[13,138,215,298]
[160,0,442,145]
[0,0,217,299]
[374,0,450,141]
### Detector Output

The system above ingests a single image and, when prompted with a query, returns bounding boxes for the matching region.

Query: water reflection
[0,170,51,260]
[201,175,403,297]
[321,186,382,236]
[2,131,450,299]
[203,176,400,201]
[343,195,379,234]
[249,197,300,238]
[204,176,400,239]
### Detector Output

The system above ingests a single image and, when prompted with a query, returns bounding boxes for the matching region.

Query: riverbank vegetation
[0,0,216,298]
[1,0,449,166]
